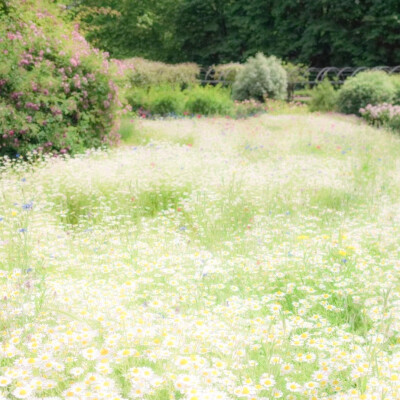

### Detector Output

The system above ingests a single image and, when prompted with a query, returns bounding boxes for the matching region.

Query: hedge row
[310,71,400,115]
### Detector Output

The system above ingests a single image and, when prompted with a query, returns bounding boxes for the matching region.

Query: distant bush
[213,63,244,84]
[232,53,287,102]
[127,58,199,89]
[126,87,150,112]
[149,87,186,116]
[391,75,400,105]
[309,79,338,112]
[360,103,400,132]
[282,62,309,100]
[126,86,185,116]
[185,85,234,116]
[0,0,119,158]
[126,84,237,117]
[337,71,395,115]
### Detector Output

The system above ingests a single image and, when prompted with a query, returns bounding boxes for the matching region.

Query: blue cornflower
[22,202,33,210]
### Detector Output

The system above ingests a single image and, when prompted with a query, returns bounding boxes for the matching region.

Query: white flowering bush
[232,53,287,102]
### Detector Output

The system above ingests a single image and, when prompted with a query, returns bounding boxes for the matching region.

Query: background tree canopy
[66,0,400,66]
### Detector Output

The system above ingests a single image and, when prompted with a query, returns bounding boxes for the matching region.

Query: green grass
[119,117,150,145]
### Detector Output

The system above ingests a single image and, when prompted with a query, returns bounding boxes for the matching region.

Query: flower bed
[360,103,400,132]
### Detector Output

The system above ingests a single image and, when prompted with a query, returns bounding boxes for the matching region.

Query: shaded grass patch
[313,294,373,337]
[308,187,363,212]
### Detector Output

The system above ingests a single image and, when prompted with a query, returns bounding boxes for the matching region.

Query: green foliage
[337,71,396,115]
[126,88,151,112]
[232,53,287,102]
[174,0,238,65]
[309,79,338,112]
[0,0,119,158]
[185,85,234,116]
[0,0,10,15]
[391,74,400,105]
[213,63,244,84]
[68,0,184,61]
[126,84,234,117]
[283,62,309,100]
[69,0,400,68]
[360,104,400,132]
[118,118,148,145]
[126,86,185,116]
[127,58,199,89]
[149,87,186,116]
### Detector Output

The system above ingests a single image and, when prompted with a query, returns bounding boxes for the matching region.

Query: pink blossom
[70,57,80,67]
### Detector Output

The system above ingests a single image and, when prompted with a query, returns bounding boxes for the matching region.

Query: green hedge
[213,63,244,85]
[126,85,234,117]
[126,58,199,89]
[185,85,234,116]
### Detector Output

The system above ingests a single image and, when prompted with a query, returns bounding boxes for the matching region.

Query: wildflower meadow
[1,114,400,400]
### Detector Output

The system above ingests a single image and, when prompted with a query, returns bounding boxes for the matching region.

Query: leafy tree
[175,0,400,66]
[174,0,238,65]
[66,0,400,67]
[66,0,184,61]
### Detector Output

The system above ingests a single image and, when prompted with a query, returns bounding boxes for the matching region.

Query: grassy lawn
[1,114,400,399]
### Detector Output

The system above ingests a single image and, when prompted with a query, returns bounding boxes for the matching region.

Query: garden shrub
[148,86,186,116]
[151,95,184,116]
[309,79,338,112]
[337,71,395,115]
[126,86,185,116]
[0,0,120,158]
[213,63,244,85]
[360,103,400,132]
[391,75,400,105]
[126,85,236,117]
[282,62,309,100]
[232,53,287,102]
[125,87,150,112]
[185,85,234,116]
[127,58,199,89]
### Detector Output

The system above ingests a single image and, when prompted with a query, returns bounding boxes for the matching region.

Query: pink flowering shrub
[360,103,400,132]
[0,1,120,157]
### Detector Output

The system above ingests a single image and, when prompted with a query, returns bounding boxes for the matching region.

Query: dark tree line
[66,0,400,67]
